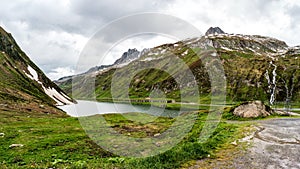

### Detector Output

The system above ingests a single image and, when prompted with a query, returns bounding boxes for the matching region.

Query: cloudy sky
[1,0,299,80]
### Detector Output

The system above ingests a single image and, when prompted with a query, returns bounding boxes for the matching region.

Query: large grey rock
[233,101,274,118]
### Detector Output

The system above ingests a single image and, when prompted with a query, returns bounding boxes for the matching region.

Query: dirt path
[189,118,300,169]
[240,118,300,169]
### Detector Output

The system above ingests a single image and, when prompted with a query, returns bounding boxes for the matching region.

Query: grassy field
[0,109,248,169]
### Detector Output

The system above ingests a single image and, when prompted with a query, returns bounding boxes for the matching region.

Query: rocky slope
[0,27,74,114]
[55,48,148,86]
[205,27,225,35]
[58,28,300,106]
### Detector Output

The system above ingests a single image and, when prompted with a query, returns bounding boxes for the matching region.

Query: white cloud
[1,0,300,80]
[165,0,298,45]
[47,67,75,80]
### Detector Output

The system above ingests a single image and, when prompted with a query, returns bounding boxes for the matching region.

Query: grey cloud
[70,0,174,22]
[0,1,87,35]
[0,0,299,79]
[286,5,300,29]
[77,13,203,72]
[221,0,280,19]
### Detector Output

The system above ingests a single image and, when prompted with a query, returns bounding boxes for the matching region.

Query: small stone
[155,142,161,147]
[154,133,161,137]
[231,140,238,146]
[9,144,24,148]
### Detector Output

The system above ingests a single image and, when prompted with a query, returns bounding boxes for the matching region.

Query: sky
[1,0,300,80]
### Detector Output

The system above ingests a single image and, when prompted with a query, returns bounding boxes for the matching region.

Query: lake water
[58,100,180,117]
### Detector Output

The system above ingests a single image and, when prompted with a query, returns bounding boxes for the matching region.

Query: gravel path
[190,118,300,169]
[238,118,300,169]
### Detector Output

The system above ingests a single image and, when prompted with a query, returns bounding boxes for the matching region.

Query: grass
[181,122,255,168]
[0,109,243,168]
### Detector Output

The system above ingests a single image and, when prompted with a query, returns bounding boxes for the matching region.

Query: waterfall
[264,61,277,105]
[283,75,295,112]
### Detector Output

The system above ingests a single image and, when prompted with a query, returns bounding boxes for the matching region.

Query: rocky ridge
[0,26,74,114]
[57,27,300,106]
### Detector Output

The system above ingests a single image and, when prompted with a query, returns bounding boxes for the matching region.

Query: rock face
[114,48,140,65]
[233,101,274,118]
[205,27,225,35]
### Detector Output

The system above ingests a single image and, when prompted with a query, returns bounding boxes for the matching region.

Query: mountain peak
[205,27,225,36]
[113,48,140,65]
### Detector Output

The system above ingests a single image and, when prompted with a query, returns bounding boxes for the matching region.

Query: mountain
[58,27,300,106]
[55,48,149,86]
[0,27,74,114]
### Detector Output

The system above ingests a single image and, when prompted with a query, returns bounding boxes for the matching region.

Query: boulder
[233,101,274,118]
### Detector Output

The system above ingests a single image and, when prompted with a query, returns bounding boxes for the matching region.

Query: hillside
[57,27,300,107]
[0,27,74,114]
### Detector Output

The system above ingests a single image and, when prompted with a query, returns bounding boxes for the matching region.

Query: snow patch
[211,52,217,57]
[113,61,131,68]
[141,57,155,61]
[23,65,73,106]
[24,66,41,83]
[141,56,163,62]
[161,49,167,54]
[27,66,39,81]
[181,50,188,56]
[221,47,233,51]
[148,52,159,56]
[42,85,73,106]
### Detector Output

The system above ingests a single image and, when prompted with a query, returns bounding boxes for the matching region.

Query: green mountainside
[58,28,300,107]
[0,27,74,114]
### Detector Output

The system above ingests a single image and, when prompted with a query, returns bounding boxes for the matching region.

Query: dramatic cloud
[0,0,299,80]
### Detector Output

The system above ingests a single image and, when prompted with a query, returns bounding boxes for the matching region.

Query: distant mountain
[58,27,300,106]
[0,27,74,114]
[55,48,149,86]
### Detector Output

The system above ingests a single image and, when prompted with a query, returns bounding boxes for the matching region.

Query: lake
[58,100,180,117]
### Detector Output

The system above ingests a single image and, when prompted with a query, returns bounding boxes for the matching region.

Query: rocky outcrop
[205,27,225,35]
[233,101,274,118]
[114,48,140,65]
